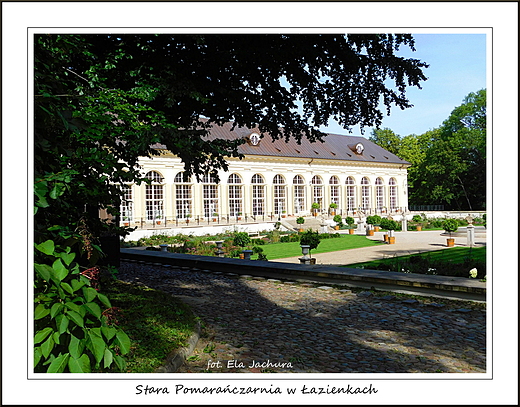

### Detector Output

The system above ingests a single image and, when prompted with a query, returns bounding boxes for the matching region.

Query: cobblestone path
[118,261,486,374]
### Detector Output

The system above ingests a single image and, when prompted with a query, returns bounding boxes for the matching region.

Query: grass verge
[255,234,383,260]
[102,280,198,373]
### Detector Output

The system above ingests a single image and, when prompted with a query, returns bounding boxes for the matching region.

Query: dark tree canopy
[34,33,428,236]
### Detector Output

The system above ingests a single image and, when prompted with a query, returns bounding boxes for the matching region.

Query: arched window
[228,173,243,216]
[375,177,384,211]
[174,172,192,219]
[361,177,371,210]
[145,171,164,221]
[202,173,218,219]
[251,174,265,216]
[273,174,286,215]
[311,175,323,210]
[345,176,356,212]
[329,176,340,207]
[292,175,305,214]
[120,184,133,224]
[389,177,398,211]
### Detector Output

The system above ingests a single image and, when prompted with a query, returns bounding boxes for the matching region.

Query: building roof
[157,120,411,166]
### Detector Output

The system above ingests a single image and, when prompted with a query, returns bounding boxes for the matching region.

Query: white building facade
[118,122,411,228]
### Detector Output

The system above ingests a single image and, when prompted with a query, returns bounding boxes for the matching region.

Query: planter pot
[366,229,374,236]
[416,225,422,231]
[388,236,396,244]
[330,211,336,216]
[374,226,380,232]
[446,238,455,247]
[156,221,161,225]
[299,228,304,233]
[281,215,286,218]
[239,253,245,259]
[349,228,355,235]
[310,258,316,265]
[334,225,340,230]
[212,218,217,222]
[123,222,129,227]
[383,234,388,243]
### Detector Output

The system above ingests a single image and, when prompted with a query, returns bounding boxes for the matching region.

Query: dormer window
[355,142,364,154]
[249,132,260,146]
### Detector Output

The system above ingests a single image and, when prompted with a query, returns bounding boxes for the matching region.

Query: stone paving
[118,260,487,374]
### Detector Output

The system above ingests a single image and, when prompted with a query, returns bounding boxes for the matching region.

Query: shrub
[280,235,291,243]
[299,230,321,255]
[442,219,459,237]
[366,215,382,225]
[345,216,355,226]
[333,214,343,225]
[412,215,422,223]
[296,216,305,225]
[380,218,399,231]
[232,232,251,247]
[34,239,130,373]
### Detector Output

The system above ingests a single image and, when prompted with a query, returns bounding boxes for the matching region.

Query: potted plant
[212,212,218,222]
[122,216,130,227]
[296,216,305,232]
[329,202,338,216]
[333,214,343,230]
[299,230,321,264]
[345,216,356,234]
[366,215,382,234]
[411,214,423,231]
[155,214,162,225]
[381,218,399,244]
[186,214,191,224]
[281,210,287,218]
[311,202,320,217]
[442,218,459,247]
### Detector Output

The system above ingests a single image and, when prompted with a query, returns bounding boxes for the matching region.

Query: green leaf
[35,240,55,255]
[68,333,83,359]
[96,292,111,308]
[60,282,74,294]
[82,286,98,303]
[66,310,84,328]
[47,353,69,373]
[59,251,76,266]
[113,355,126,372]
[34,304,50,320]
[41,335,55,358]
[68,354,91,373]
[71,279,85,292]
[88,328,106,364]
[34,263,53,281]
[53,331,61,345]
[34,347,42,367]
[103,348,113,368]
[50,302,64,319]
[34,327,53,344]
[101,326,116,341]
[56,314,69,334]
[52,259,68,281]
[83,302,102,319]
[115,330,131,355]
[65,301,81,314]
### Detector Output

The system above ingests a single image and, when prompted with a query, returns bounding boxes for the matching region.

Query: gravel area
[118,260,486,374]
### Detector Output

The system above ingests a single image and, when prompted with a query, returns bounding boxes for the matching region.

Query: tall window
[145,171,164,221]
[273,174,286,215]
[293,175,305,214]
[346,176,355,211]
[375,177,384,210]
[329,176,340,207]
[361,177,371,210]
[120,184,133,223]
[174,172,192,219]
[202,173,218,219]
[311,175,323,209]
[228,173,243,216]
[251,174,265,216]
[389,177,398,210]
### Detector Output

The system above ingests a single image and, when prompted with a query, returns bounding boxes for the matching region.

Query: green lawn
[342,246,487,279]
[255,234,383,260]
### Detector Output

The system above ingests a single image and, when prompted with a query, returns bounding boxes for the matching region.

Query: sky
[320,33,487,138]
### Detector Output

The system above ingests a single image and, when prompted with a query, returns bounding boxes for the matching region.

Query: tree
[414,90,486,210]
[369,128,402,156]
